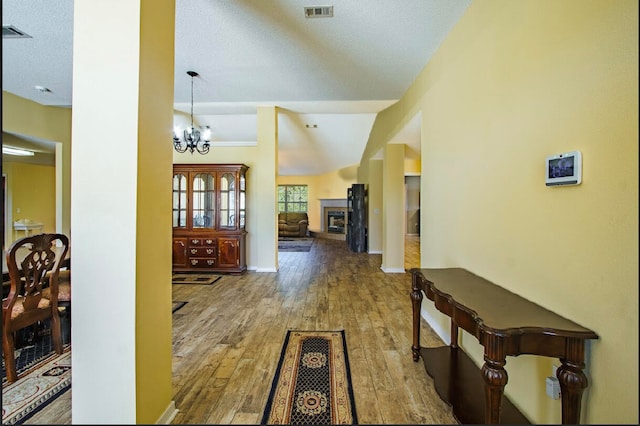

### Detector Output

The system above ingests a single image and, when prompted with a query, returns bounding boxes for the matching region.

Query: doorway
[405,175,420,235]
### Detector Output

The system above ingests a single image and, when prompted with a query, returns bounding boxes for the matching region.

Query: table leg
[557,339,587,424]
[450,319,459,349]
[481,334,508,424]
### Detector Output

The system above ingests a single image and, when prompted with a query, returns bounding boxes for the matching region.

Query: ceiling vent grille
[2,25,32,39]
[304,6,333,18]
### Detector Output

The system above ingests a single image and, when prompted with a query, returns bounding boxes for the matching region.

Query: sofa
[278,212,309,237]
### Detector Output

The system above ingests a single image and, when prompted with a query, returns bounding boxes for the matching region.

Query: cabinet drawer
[188,247,216,257]
[188,258,217,268]
[189,238,215,247]
[189,238,203,246]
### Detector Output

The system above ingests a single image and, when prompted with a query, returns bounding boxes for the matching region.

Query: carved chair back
[2,233,69,382]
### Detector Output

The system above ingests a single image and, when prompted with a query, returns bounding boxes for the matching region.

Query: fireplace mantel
[318,198,347,234]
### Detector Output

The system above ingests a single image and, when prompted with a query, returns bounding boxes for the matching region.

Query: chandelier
[173,71,211,154]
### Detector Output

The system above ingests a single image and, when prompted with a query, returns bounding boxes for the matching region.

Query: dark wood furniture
[2,233,69,382]
[346,184,366,252]
[172,164,248,274]
[3,257,69,299]
[410,268,598,424]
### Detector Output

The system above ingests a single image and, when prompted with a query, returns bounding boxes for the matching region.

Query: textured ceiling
[2,0,471,174]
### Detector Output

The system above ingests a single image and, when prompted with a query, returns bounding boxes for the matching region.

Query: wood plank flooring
[23,235,457,424]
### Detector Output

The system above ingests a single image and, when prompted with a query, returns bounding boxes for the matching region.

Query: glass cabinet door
[192,173,215,229]
[239,171,246,229]
[172,173,188,228]
[219,172,235,229]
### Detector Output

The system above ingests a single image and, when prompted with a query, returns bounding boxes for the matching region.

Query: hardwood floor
[24,235,456,424]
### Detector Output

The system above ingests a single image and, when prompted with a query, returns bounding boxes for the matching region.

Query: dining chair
[2,233,69,382]
[43,267,71,344]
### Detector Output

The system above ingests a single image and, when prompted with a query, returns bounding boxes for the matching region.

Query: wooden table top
[412,267,598,339]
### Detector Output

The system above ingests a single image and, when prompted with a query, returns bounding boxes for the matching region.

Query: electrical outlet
[546,376,561,399]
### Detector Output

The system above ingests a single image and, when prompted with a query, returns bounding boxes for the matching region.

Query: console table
[13,221,44,240]
[410,268,598,424]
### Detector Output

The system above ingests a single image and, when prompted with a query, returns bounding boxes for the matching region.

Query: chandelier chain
[173,70,210,155]
[190,74,194,129]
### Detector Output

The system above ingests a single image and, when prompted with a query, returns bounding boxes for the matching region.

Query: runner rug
[261,330,357,425]
[2,348,71,425]
[172,273,222,285]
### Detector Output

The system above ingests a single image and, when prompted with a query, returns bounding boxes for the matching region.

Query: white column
[71,0,175,423]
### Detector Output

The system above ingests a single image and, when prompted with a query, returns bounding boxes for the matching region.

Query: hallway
[26,236,456,424]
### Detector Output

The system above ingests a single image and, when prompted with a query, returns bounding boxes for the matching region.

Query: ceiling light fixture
[34,85,51,93]
[173,71,211,155]
[3,146,35,156]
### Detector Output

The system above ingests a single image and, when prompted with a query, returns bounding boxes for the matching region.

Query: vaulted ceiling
[2,0,471,174]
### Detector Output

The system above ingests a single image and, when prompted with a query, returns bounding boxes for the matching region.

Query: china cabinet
[172,164,248,274]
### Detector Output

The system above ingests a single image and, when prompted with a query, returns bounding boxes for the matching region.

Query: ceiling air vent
[2,25,32,39]
[304,6,333,18]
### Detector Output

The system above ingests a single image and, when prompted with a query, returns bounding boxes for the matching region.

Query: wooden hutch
[172,164,248,274]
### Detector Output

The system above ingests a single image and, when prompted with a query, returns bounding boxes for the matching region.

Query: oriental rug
[2,348,71,425]
[2,320,69,383]
[261,330,357,425]
[172,273,222,285]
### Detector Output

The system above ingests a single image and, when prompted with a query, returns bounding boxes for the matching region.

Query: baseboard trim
[156,401,178,424]
[255,267,278,272]
[380,266,406,274]
[368,250,382,254]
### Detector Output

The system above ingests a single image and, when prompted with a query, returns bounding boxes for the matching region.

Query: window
[278,185,308,213]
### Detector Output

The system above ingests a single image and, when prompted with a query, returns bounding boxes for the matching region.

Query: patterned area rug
[2,336,54,384]
[2,349,71,425]
[261,330,357,425]
[2,320,70,383]
[278,237,315,252]
[172,274,222,285]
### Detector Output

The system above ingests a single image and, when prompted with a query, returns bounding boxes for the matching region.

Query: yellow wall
[2,161,56,238]
[2,92,72,245]
[404,157,420,175]
[135,0,175,422]
[361,0,638,423]
[366,160,383,253]
[2,91,72,143]
[381,144,406,271]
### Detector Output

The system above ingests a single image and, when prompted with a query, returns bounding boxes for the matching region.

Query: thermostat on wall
[545,150,582,186]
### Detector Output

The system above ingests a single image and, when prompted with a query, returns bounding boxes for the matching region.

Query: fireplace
[317,198,347,240]
[327,210,346,234]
